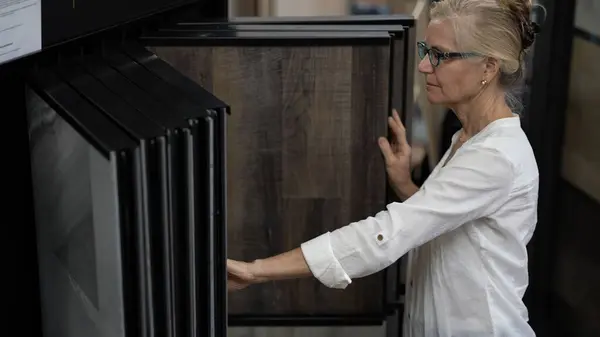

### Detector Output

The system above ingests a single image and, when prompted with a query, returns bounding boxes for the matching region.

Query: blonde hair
[430,0,537,87]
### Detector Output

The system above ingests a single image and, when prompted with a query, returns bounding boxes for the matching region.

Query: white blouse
[301,116,539,337]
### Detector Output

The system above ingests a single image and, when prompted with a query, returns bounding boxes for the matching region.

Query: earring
[481,79,487,85]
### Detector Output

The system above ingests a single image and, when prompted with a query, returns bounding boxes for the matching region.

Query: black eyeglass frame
[417,41,481,67]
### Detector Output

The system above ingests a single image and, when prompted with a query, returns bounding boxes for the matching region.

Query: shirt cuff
[300,232,352,289]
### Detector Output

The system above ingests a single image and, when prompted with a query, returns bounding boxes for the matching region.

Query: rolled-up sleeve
[300,146,515,289]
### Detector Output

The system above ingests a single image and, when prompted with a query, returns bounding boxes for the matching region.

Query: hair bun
[521,20,540,49]
[521,19,540,50]
[498,0,539,50]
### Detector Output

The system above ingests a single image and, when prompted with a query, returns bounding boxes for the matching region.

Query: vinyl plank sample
[151,43,391,316]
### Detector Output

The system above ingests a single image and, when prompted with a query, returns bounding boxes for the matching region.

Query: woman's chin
[425,91,446,105]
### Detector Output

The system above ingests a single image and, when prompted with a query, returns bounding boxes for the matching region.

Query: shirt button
[377,234,384,241]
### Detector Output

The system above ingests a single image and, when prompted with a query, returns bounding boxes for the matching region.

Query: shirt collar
[475,115,521,137]
[450,115,521,146]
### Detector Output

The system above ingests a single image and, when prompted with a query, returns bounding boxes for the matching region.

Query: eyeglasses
[417,41,481,68]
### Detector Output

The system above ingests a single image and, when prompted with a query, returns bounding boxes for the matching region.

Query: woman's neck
[450,87,514,140]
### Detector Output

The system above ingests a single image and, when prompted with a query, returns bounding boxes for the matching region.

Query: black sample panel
[26,69,143,337]
[26,50,230,337]
[121,42,229,336]
[78,54,187,337]
[141,28,402,319]
[85,47,228,337]
[24,34,232,336]
[54,60,173,337]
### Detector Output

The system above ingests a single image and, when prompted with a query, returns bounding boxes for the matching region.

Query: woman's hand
[227,259,259,292]
[378,109,418,201]
[227,248,313,292]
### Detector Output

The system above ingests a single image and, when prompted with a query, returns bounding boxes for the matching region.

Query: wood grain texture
[150,44,392,316]
[281,46,352,199]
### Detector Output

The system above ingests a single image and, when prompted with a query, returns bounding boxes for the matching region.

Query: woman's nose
[418,56,433,73]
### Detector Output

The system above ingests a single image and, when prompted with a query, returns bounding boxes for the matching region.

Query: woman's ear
[483,57,501,80]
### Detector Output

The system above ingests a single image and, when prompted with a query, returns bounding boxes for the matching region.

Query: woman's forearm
[244,181,419,285]
[250,247,313,283]
[246,182,419,283]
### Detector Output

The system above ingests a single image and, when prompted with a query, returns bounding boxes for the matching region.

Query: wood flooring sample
[151,43,392,316]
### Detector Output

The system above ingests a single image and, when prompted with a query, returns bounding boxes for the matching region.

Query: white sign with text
[0,0,41,65]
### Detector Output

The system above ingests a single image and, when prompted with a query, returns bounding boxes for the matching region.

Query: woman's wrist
[393,180,419,201]
[248,259,269,284]
[249,248,313,284]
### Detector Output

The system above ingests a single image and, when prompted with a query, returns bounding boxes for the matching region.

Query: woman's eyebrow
[430,44,452,52]
[423,39,454,52]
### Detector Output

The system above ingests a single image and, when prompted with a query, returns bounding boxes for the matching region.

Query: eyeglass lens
[417,42,440,67]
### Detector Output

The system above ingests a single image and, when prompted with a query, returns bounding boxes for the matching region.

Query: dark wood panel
[281,46,352,199]
[150,44,391,316]
[350,46,389,221]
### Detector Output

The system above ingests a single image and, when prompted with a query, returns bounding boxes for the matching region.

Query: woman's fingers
[391,110,406,136]
[378,137,395,164]
[392,109,403,129]
[390,109,410,152]
[227,259,253,291]
[227,275,249,291]
[227,259,250,280]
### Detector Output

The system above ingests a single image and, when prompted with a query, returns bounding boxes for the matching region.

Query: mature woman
[227,0,541,335]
